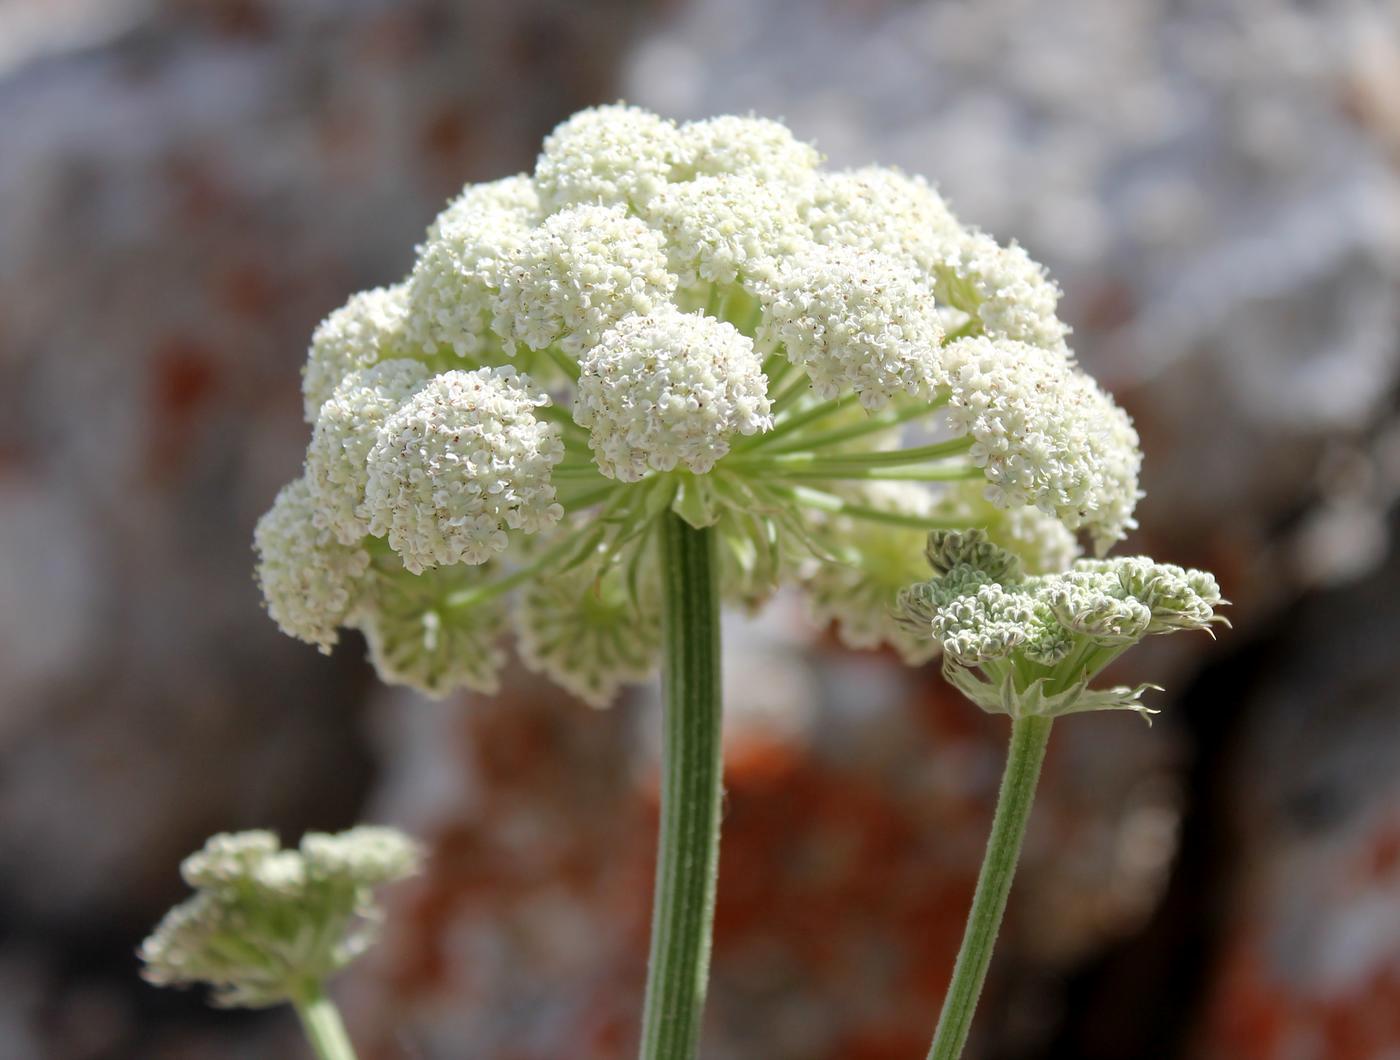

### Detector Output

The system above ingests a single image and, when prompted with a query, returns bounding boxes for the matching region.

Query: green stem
[640,513,724,1060]
[943,317,979,342]
[927,715,1053,1060]
[543,345,581,381]
[759,395,949,455]
[768,373,813,416]
[557,483,623,512]
[763,464,980,483]
[734,395,852,451]
[534,401,587,435]
[777,485,980,531]
[731,437,973,472]
[760,350,789,382]
[292,982,357,1060]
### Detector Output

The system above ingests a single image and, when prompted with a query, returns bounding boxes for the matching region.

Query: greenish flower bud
[140,827,421,1008]
[897,533,1224,721]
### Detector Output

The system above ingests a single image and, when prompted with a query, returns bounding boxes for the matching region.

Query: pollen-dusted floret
[514,558,662,707]
[756,245,945,409]
[646,174,813,291]
[574,309,772,481]
[676,113,823,184]
[534,104,684,212]
[306,360,431,545]
[406,175,540,360]
[364,367,565,574]
[491,204,676,358]
[302,285,414,422]
[254,477,370,652]
[941,337,1142,550]
[140,827,421,1008]
[352,562,508,697]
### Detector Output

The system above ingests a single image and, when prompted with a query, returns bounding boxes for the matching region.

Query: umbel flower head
[139,828,421,1008]
[896,530,1227,720]
[257,104,1145,703]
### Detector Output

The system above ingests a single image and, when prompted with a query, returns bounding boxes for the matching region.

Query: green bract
[256,104,1145,703]
[897,530,1227,720]
[139,828,421,1008]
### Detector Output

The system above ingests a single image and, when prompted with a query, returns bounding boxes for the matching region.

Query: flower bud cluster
[897,531,1225,719]
[139,828,421,1008]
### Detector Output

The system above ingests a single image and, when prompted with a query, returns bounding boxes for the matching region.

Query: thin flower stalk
[140,828,422,1060]
[897,531,1226,1058]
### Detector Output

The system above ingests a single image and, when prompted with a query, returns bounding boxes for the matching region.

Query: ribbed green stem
[292,982,357,1060]
[640,513,724,1060]
[775,484,986,531]
[927,715,1053,1060]
[730,436,973,472]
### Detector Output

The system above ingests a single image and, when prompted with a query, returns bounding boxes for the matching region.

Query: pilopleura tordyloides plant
[896,532,1225,1060]
[256,104,1141,707]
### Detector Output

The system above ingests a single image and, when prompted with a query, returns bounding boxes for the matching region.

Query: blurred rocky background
[1,0,1397,1057]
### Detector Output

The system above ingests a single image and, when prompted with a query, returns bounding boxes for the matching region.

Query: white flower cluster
[357,563,508,697]
[942,337,1142,550]
[363,368,564,573]
[254,477,369,652]
[491,204,675,357]
[140,827,421,1008]
[756,246,945,409]
[307,359,433,544]
[406,176,539,359]
[574,308,771,481]
[302,286,414,422]
[897,531,1225,719]
[259,103,1149,703]
[515,558,663,707]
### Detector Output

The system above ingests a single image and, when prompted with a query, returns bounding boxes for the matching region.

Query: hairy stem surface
[640,513,724,1060]
[292,982,357,1060]
[927,715,1053,1060]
